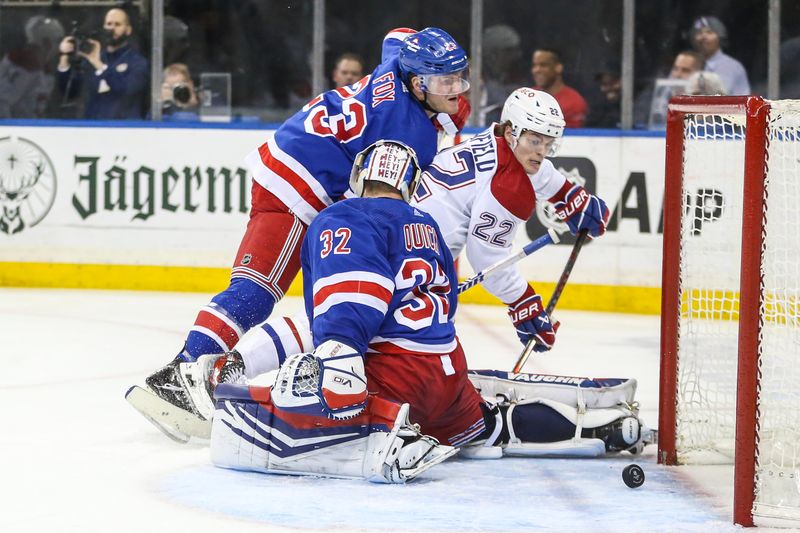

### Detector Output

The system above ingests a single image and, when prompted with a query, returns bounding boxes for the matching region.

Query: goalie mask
[501,88,566,156]
[350,141,422,202]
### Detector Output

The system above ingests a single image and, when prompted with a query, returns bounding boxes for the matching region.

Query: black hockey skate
[144,357,202,417]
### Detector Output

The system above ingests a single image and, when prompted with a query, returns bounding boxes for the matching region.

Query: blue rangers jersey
[245,28,439,225]
[301,197,458,357]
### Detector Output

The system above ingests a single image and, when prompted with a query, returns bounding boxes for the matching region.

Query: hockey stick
[457,228,559,294]
[512,229,589,373]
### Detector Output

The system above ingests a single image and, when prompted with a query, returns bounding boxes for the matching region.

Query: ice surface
[0,288,785,532]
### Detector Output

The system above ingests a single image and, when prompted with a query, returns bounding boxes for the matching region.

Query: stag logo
[0,136,57,235]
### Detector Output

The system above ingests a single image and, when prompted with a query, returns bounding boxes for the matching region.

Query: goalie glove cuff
[314,340,368,420]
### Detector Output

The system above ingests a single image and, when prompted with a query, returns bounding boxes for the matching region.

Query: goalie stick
[512,229,589,373]
[457,229,559,294]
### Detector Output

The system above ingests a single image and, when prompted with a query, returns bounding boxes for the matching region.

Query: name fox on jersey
[403,222,440,254]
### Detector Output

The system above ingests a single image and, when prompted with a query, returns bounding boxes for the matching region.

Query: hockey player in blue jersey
[139,27,472,415]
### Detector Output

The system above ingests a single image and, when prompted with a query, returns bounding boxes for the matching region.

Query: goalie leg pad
[467,369,637,409]
[210,384,455,482]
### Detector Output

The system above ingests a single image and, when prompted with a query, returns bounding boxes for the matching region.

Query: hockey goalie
[128,140,653,483]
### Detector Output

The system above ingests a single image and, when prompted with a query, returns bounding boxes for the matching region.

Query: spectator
[479,24,526,124]
[56,7,148,119]
[685,70,726,96]
[586,61,621,128]
[330,53,364,88]
[635,50,704,128]
[531,48,588,128]
[0,16,64,118]
[161,63,199,120]
[690,16,750,95]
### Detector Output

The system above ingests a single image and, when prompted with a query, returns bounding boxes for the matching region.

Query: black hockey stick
[512,229,589,373]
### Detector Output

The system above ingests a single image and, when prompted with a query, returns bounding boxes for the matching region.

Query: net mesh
[753,101,800,520]
[674,100,800,522]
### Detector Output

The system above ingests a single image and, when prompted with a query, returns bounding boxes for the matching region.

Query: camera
[172,84,192,105]
[69,21,104,57]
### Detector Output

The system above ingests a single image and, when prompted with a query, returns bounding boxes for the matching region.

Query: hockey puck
[622,464,645,488]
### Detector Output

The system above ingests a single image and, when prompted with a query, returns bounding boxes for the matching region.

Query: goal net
[659,96,800,528]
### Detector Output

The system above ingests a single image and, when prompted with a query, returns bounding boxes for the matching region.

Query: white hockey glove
[271,340,368,420]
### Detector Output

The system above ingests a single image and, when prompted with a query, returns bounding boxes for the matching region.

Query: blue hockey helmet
[350,141,422,202]
[398,27,470,95]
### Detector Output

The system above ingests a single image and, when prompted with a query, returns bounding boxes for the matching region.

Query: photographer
[56,7,148,119]
[161,63,198,120]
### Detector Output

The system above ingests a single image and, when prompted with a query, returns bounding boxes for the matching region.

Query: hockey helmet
[398,27,470,95]
[501,88,565,156]
[350,141,422,202]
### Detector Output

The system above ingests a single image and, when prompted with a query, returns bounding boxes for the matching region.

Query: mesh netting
[675,100,800,522]
[676,113,746,463]
[753,101,800,520]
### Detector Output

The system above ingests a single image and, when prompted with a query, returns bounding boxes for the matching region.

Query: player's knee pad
[210,384,456,483]
[235,311,313,378]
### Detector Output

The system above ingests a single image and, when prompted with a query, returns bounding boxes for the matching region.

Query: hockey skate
[127,352,245,443]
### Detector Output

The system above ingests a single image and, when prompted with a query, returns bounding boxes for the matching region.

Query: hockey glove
[313,340,368,420]
[553,184,610,239]
[506,285,560,351]
[434,94,471,136]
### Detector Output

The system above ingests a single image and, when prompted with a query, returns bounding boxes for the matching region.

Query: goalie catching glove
[272,339,368,420]
[506,285,559,351]
[553,184,610,239]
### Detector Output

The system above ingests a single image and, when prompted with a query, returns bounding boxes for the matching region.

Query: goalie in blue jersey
[134,141,653,482]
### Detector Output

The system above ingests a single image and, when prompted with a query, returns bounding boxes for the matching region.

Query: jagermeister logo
[0,136,57,235]
[70,156,250,220]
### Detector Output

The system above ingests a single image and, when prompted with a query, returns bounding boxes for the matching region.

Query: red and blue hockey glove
[553,184,610,239]
[506,285,559,351]
[434,94,471,136]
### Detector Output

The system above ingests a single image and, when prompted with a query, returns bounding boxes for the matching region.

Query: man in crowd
[56,7,148,119]
[331,52,365,88]
[690,16,750,96]
[531,48,588,128]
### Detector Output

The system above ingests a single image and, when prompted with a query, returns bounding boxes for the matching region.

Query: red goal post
[659,95,800,528]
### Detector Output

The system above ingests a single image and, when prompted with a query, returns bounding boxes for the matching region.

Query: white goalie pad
[210,384,456,483]
[467,369,637,409]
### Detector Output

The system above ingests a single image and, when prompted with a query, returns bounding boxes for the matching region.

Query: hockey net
[659,96,800,528]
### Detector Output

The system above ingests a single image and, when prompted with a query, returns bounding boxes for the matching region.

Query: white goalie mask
[501,88,566,156]
[350,141,422,202]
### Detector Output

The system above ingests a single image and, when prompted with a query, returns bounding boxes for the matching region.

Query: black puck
[622,464,645,488]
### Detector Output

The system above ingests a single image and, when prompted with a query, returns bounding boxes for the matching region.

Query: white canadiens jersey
[411,126,569,304]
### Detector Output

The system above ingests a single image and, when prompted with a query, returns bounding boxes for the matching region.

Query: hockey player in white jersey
[412,87,610,352]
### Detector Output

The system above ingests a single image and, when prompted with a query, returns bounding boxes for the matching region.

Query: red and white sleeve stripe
[245,137,333,225]
[312,271,395,317]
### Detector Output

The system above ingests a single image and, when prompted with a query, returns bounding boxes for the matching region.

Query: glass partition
[0,0,151,120]
[481,0,623,129]
[633,1,767,129]
[164,0,313,123]
[0,0,783,126]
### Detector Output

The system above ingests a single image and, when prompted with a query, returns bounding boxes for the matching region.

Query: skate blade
[125,385,211,443]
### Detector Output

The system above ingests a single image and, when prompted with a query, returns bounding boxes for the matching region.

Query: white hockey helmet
[501,88,566,156]
[350,141,422,202]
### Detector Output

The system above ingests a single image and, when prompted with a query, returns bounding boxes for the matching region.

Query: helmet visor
[420,71,470,96]
[518,131,562,157]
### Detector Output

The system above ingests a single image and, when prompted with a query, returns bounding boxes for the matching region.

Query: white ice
[0,288,788,532]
